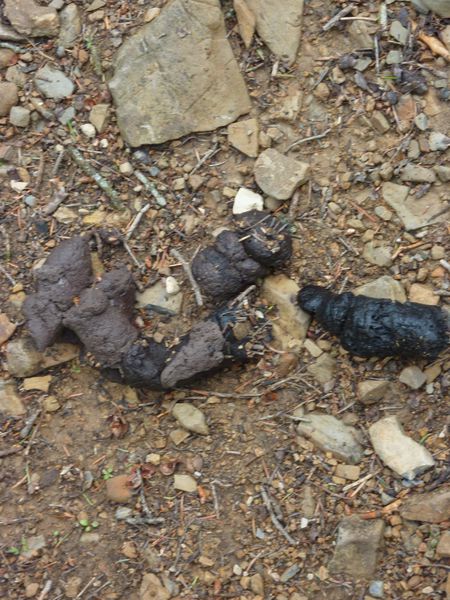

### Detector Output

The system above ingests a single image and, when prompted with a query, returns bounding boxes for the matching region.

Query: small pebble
[80,123,96,138]
[106,474,132,503]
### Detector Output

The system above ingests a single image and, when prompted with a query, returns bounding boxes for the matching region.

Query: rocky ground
[0,0,449,599]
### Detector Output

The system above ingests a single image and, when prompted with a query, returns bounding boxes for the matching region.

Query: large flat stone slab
[109,0,251,146]
[382,182,447,231]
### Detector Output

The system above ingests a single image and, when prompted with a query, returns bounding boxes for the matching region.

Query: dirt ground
[0,1,449,599]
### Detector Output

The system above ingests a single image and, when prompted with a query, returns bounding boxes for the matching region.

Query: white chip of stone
[232,187,263,215]
[165,276,180,296]
[368,415,435,480]
[80,123,96,138]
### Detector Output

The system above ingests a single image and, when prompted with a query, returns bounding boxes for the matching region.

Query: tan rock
[174,474,197,493]
[246,0,304,65]
[228,118,259,157]
[436,531,450,558]
[140,573,170,600]
[261,275,311,350]
[234,0,256,48]
[409,283,439,306]
[23,375,52,392]
[0,313,16,344]
[0,380,25,416]
[357,380,390,405]
[43,395,60,412]
[254,148,310,200]
[0,82,18,117]
[109,0,251,146]
[4,0,59,38]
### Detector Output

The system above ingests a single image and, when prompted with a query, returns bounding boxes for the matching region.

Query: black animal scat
[191,210,292,302]
[298,285,448,360]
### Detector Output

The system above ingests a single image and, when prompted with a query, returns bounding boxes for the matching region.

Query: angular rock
[228,118,259,157]
[434,165,450,182]
[140,573,170,600]
[23,375,51,392]
[0,82,18,117]
[246,0,304,65]
[233,187,264,214]
[89,103,110,133]
[355,276,406,303]
[369,416,435,480]
[401,487,450,523]
[409,283,439,306]
[357,380,391,405]
[0,313,16,344]
[4,0,59,38]
[329,516,385,579]
[382,182,447,230]
[297,413,363,463]
[307,353,336,386]
[400,164,436,183]
[348,20,373,48]
[9,106,30,127]
[109,0,251,146]
[399,366,427,390]
[436,531,450,558]
[172,403,209,435]
[58,3,81,48]
[35,65,75,100]
[0,380,25,416]
[173,474,197,493]
[261,274,310,349]
[254,149,310,200]
[234,0,256,48]
[6,337,44,378]
[362,241,393,267]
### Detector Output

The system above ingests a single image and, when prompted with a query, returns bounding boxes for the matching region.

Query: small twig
[229,285,257,307]
[29,97,54,120]
[286,128,331,152]
[170,248,203,306]
[19,410,41,439]
[190,143,220,175]
[34,151,45,192]
[0,446,23,458]
[42,186,68,216]
[210,482,220,518]
[66,146,123,210]
[126,203,150,240]
[261,486,297,546]
[37,580,52,600]
[122,240,144,270]
[134,170,167,207]
[0,264,16,285]
[52,148,65,177]
[75,576,97,599]
[322,4,354,31]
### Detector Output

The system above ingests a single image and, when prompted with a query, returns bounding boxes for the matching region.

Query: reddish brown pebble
[105,474,132,503]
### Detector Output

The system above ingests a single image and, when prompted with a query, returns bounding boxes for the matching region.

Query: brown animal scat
[23,236,93,350]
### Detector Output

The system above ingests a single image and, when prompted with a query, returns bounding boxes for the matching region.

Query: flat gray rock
[109,0,251,146]
[246,0,304,65]
[329,516,385,579]
[297,413,363,463]
[4,0,59,38]
[35,65,75,99]
[58,3,81,49]
[355,276,406,303]
[254,149,310,200]
[382,181,447,230]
